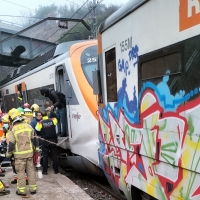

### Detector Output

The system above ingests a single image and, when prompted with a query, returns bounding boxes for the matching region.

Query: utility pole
[88,0,98,39]
[93,0,97,39]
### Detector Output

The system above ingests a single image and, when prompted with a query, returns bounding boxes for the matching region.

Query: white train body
[0,40,102,174]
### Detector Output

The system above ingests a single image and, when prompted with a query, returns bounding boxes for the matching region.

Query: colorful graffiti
[98,44,200,200]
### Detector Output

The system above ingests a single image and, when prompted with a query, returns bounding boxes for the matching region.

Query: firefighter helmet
[1,114,10,123]
[8,108,22,122]
[17,107,24,115]
[31,104,39,112]
[23,103,30,109]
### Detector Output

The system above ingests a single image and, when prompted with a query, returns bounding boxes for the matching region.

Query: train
[0,40,103,176]
[3,0,200,199]
[93,0,200,200]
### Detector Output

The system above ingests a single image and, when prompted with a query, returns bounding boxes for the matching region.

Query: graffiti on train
[98,43,200,200]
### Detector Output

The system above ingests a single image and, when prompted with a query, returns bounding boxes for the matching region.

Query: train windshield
[81,45,98,88]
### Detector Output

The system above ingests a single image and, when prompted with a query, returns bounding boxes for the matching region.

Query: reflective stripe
[17,185,26,191]
[0,181,4,189]
[14,150,33,155]
[42,116,48,120]
[14,128,32,135]
[52,118,57,126]
[29,184,37,192]
[35,123,42,131]
[18,187,26,193]
[14,128,33,154]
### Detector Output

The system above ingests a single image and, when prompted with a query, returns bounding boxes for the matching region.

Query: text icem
[120,37,132,52]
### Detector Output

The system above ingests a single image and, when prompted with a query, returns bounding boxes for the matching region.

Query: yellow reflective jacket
[7,121,39,158]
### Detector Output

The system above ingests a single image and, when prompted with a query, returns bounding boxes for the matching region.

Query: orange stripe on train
[70,40,98,120]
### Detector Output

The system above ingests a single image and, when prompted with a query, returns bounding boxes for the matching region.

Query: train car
[0,40,103,176]
[94,0,200,199]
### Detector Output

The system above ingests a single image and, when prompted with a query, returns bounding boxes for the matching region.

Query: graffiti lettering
[120,37,132,52]
[72,112,81,121]
[118,59,129,76]
[128,45,139,67]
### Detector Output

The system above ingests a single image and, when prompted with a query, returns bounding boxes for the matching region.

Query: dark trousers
[56,107,67,135]
[42,140,58,173]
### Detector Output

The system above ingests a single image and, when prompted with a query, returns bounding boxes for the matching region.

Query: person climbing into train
[45,101,57,119]
[6,108,39,196]
[35,110,59,175]
[40,88,67,137]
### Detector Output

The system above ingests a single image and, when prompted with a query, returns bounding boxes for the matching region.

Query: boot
[16,190,26,196]
[0,189,10,196]
[11,179,17,184]
[0,173,5,177]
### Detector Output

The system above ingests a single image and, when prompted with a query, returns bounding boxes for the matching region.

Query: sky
[0,0,129,25]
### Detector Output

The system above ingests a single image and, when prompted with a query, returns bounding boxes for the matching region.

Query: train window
[184,34,200,101]
[4,94,17,111]
[139,43,184,100]
[81,45,98,88]
[141,53,181,80]
[81,63,97,87]
[105,48,117,102]
[6,89,9,94]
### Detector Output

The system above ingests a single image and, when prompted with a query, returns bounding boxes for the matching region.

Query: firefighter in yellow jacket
[6,108,39,196]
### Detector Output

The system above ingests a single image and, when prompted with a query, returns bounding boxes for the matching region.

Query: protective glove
[6,152,12,158]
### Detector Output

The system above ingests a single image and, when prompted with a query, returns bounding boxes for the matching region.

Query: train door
[56,66,70,136]
[15,82,28,107]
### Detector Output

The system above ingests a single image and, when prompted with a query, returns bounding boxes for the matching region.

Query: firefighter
[0,180,10,196]
[2,114,17,184]
[17,107,29,124]
[4,111,29,185]
[35,110,59,174]
[6,108,39,196]
[31,104,40,117]
[23,103,33,123]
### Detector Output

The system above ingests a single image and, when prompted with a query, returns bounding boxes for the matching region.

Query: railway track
[84,175,122,200]
[61,167,122,200]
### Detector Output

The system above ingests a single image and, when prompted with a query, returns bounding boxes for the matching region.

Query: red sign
[180,0,200,31]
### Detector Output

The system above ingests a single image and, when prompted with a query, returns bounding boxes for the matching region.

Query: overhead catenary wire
[0,15,44,19]
[0,0,103,80]
[33,0,102,54]
[1,0,35,11]
[24,0,90,58]
[58,0,104,41]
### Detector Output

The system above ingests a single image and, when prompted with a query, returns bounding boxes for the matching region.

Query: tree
[20,2,120,43]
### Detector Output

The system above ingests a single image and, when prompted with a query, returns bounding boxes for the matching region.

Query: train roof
[98,0,148,34]
[0,40,85,86]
